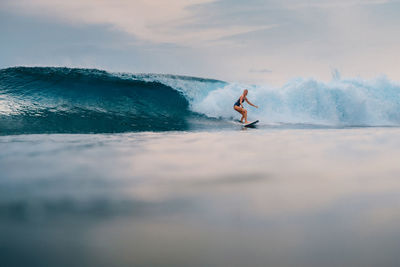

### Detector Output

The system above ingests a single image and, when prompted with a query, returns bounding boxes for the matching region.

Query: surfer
[233,89,258,123]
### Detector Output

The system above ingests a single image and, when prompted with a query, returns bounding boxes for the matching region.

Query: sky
[1,0,400,85]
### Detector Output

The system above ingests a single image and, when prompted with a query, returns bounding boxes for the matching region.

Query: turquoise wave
[0,67,224,134]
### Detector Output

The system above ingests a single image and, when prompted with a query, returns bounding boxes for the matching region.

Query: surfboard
[244,120,259,127]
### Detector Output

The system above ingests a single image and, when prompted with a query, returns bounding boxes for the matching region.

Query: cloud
[1,0,273,46]
[2,0,400,84]
[249,68,273,73]
[285,0,392,9]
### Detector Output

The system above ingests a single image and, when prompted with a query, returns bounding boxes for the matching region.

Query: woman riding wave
[233,89,258,124]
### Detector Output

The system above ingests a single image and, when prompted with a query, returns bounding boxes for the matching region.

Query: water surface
[1,128,400,267]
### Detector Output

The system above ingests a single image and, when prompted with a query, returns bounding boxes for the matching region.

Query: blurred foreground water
[1,129,400,267]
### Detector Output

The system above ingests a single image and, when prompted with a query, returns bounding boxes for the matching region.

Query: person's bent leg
[234,106,246,122]
[234,106,243,114]
[244,109,248,123]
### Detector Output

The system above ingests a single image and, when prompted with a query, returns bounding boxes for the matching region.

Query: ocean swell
[1,66,400,135]
[0,67,223,134]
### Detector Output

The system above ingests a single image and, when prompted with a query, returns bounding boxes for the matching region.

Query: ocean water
[1,67,400,267]
[2,66,400,135]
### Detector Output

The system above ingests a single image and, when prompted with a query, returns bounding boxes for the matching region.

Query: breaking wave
[1,66,400,134]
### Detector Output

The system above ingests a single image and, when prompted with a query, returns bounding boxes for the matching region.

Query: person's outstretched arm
[245,98,258,108]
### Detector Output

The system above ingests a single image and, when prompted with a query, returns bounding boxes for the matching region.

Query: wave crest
[1,66,400,134]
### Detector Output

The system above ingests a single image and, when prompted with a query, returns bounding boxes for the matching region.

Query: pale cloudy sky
[1,0,400,84]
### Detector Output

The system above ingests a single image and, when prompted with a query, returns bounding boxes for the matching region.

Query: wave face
[0,67,225,134]
[1,66,400,134]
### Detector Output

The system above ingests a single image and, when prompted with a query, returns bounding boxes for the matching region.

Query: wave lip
[0,67,220,134]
